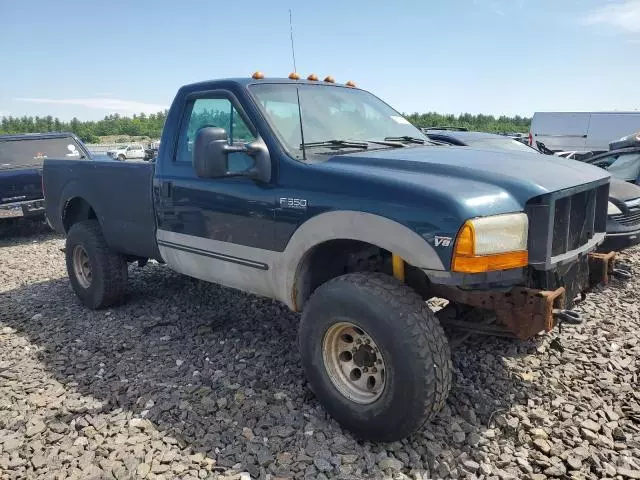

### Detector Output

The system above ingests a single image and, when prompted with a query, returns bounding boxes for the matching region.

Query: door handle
[160,181,172,198]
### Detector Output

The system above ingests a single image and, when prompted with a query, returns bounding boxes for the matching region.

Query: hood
[609,177,640,202]
[327,145,610,205]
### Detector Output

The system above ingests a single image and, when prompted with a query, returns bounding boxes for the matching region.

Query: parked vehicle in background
[0,132,90,221]
[529,111,640,154]
[554,150,596,161]
[43,74,624,441]
[585,145,640,185]
[106,144,145,160]
[144,141,160,161]
[425,130,640,252]
[423,128,539,153]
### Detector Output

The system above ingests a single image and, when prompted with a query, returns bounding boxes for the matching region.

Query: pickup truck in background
[43,74,625,441]
[1,132,90,221]
[106,143,146,160]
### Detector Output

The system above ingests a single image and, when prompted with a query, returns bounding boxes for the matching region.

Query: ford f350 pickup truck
[43,73,623,441]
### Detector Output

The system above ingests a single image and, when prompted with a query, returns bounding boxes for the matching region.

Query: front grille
[527,181,609,269]
[610,206,640,227]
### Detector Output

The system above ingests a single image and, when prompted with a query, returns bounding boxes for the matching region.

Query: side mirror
[193,126,271,182]
[193,127,232,178]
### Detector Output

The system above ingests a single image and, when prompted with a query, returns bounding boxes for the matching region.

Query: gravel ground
[1,219,639,480]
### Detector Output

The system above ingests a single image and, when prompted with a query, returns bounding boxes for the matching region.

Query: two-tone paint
[43,78,611,311]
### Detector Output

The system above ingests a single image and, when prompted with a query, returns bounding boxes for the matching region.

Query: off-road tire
[65,220,127,309]
[298,272,452,441]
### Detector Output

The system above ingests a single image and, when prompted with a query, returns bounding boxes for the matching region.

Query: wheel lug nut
[356,338,362,344]
[372,367,377,373]
[363,367,368,373]
[364,338,370,344]
[377,359,382,364]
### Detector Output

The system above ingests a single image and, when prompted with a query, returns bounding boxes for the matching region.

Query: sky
[1,0,639,121]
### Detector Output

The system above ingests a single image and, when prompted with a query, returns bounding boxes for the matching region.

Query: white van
[529,111,640,153]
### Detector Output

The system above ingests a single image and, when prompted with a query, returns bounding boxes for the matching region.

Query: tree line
[0,112,169,144]
[1,110,531,144]
[405,112,531,133]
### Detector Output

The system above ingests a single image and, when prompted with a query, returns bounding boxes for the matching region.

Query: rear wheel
[117,154,125,161]
[65,220,127,309]
[298,272,452,441]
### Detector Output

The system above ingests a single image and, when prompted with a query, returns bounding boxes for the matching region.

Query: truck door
[154,92,278,297]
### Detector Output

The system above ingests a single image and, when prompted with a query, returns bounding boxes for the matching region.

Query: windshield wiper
[383,136,426,144]
[365,139,406,148]
[302,139,369,150]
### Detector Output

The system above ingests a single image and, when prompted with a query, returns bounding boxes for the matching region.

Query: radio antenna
[290,9,306,160]
[289,9,297,72]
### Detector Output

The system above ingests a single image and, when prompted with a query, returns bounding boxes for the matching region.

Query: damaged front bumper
[431,251,631,340]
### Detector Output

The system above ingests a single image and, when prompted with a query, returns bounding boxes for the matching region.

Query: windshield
[249,83,429,159]
[464,137,537,153]
[0,136,85,170]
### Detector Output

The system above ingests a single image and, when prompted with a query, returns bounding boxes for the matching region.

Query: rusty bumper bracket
[431,251,622,340]
[588,251,617,285]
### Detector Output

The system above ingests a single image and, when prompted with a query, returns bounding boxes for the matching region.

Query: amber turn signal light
[451,220,528,273]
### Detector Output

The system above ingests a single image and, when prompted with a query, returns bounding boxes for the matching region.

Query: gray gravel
[1,218,639,480]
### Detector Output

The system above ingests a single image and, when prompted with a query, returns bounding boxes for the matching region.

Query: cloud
[582,0,640,33]
[15,97,167,114]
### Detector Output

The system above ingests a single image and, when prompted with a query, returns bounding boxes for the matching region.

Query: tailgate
[0,167,43,205]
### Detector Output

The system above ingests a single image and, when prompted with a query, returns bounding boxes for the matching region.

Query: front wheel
[117,154,125,161]
[298,272,452,441]
[65,220,128,309]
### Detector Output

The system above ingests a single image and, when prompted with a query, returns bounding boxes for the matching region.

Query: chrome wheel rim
[322,321,386,404]
[72,245,92,288]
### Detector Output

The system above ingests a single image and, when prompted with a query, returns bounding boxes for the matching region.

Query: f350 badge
[279,197,307,210]
[434,236,452,247]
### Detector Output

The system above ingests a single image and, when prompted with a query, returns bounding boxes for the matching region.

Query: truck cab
[43,73,624,442]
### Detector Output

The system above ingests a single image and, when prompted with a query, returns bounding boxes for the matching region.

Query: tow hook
[612,262,633,280]
[553,309,583,325]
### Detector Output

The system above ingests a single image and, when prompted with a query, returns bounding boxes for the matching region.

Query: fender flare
[273,210,446,309]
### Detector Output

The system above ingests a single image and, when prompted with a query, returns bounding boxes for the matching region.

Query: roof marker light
[307,73,318,81]
[324,75,335,83]
[252,71,265,79]
[345,80,356,87]
[288,72,300,80]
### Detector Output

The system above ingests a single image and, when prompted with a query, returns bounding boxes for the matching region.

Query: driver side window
[176,97,256,172]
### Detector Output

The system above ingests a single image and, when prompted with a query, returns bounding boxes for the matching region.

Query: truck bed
[43,159,160,260]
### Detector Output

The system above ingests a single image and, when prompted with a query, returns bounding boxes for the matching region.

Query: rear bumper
[0,198,45,220]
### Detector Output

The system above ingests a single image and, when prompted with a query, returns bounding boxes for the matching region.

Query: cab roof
[179,77,359,92]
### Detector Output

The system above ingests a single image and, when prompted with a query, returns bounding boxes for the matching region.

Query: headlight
[607,201,622,216]
[452,212,529,273]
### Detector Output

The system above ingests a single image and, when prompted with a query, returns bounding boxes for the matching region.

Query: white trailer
[529,111,640,153]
